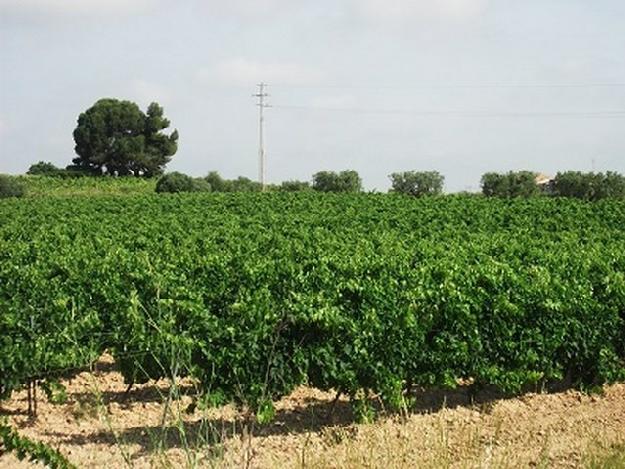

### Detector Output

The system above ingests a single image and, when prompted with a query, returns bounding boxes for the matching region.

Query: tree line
[152,169,625,201]
[154,169,447,195]
[481,170,625,200]
[15,165,625,202]
[3,97,624,200]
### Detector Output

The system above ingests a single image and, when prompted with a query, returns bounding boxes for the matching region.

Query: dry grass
[1,356,624,469]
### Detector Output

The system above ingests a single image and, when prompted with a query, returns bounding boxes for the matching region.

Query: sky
[1,0,624,192]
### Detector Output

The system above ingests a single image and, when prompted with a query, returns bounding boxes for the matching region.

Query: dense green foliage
[481,171,540,198]
[203,172,262,192]
[72,99,178,176]
[279,180,311,192]
[224,176,262,192]
[312,170,362,193]
[27,161,63,177]
[389,171,444,197]
[155,172,211,193]
[553,171,625,201]
[204,171,228,192]
[27,162,104,179]
[15,176,157,197]
[1,194,624,419]
[0,175,25,199]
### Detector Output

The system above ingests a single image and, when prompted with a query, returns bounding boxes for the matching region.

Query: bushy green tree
[61,165,101,178]
[312,171,334,192]
[602,171,625,199]
[279,180,311,192]
[389,171,444,197]
[481,172,505,197]
[312,170,362,193]
[0,175,26,198]
[204,171,227,192]
[553,171,625,200]
[507,171,541,197]
[72,99,178,177]
[27,161,62,176]
[204,172,262,192]
[230,176,262,192]
[191,178,212,193]
[141,103,179,176]
[552,172,590,199]
[481,171,539,197]
[155,172,211,193]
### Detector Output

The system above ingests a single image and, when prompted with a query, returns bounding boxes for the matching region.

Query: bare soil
[1,356,623,468]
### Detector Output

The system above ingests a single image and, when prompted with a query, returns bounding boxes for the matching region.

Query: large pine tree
[72,98,178,177]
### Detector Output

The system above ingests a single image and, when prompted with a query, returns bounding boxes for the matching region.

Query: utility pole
[253,83,270,191]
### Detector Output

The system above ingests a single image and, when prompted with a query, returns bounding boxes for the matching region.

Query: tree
[480,172,506,197]
[141,103,179,176]
[389,171,444,197]
[553,171,625,200]
[312,170,362,193]
[230,176,262,192]
[155,172,211,193]
[279,180,311,192]
[72,99,178,177]
[312,171,335,192]
[481,171,539,198]
[336,170,362,192]
[27,161,62,176]
[602,171,625,199]
[204,171,227,192]
[204,172,262,192]
[0,175,25,198]
[507,171,540,197]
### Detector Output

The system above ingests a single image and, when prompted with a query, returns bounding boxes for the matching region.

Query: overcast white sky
[1,0,624,191]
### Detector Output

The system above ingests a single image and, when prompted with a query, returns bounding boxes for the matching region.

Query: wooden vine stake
[26,380,38,418]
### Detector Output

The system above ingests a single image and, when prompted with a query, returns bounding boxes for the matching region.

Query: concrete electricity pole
[253,83,270,191]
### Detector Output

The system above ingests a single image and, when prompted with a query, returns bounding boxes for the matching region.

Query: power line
[273,104,625,119]
[270,82,625,90]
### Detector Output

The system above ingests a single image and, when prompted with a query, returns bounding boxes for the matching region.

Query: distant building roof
[535,173,553,185]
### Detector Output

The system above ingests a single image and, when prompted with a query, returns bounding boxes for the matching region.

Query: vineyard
[14,175,157,198]
[1,193,624,426]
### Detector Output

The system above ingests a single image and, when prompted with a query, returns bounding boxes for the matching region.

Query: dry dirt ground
[0,356,624,468]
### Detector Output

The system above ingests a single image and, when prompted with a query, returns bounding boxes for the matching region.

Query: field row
[1,193,624,420]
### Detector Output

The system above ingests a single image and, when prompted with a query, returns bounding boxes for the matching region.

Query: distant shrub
[204,171,227,192]
[62,165,102,178]
[0,175,26,199]
[481,171,540,198]
[230,176,262,192]
[552,171,625,200]
[156,172,211,193]
[17,175,156,197]
[480,173,505,197]
[389,171,444,197]
[279,180,311,192]
[27,162,105,179]
[27,161,62,176]
[204,172,262,192]
[192,178,212,193]
[313,170,362,193]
